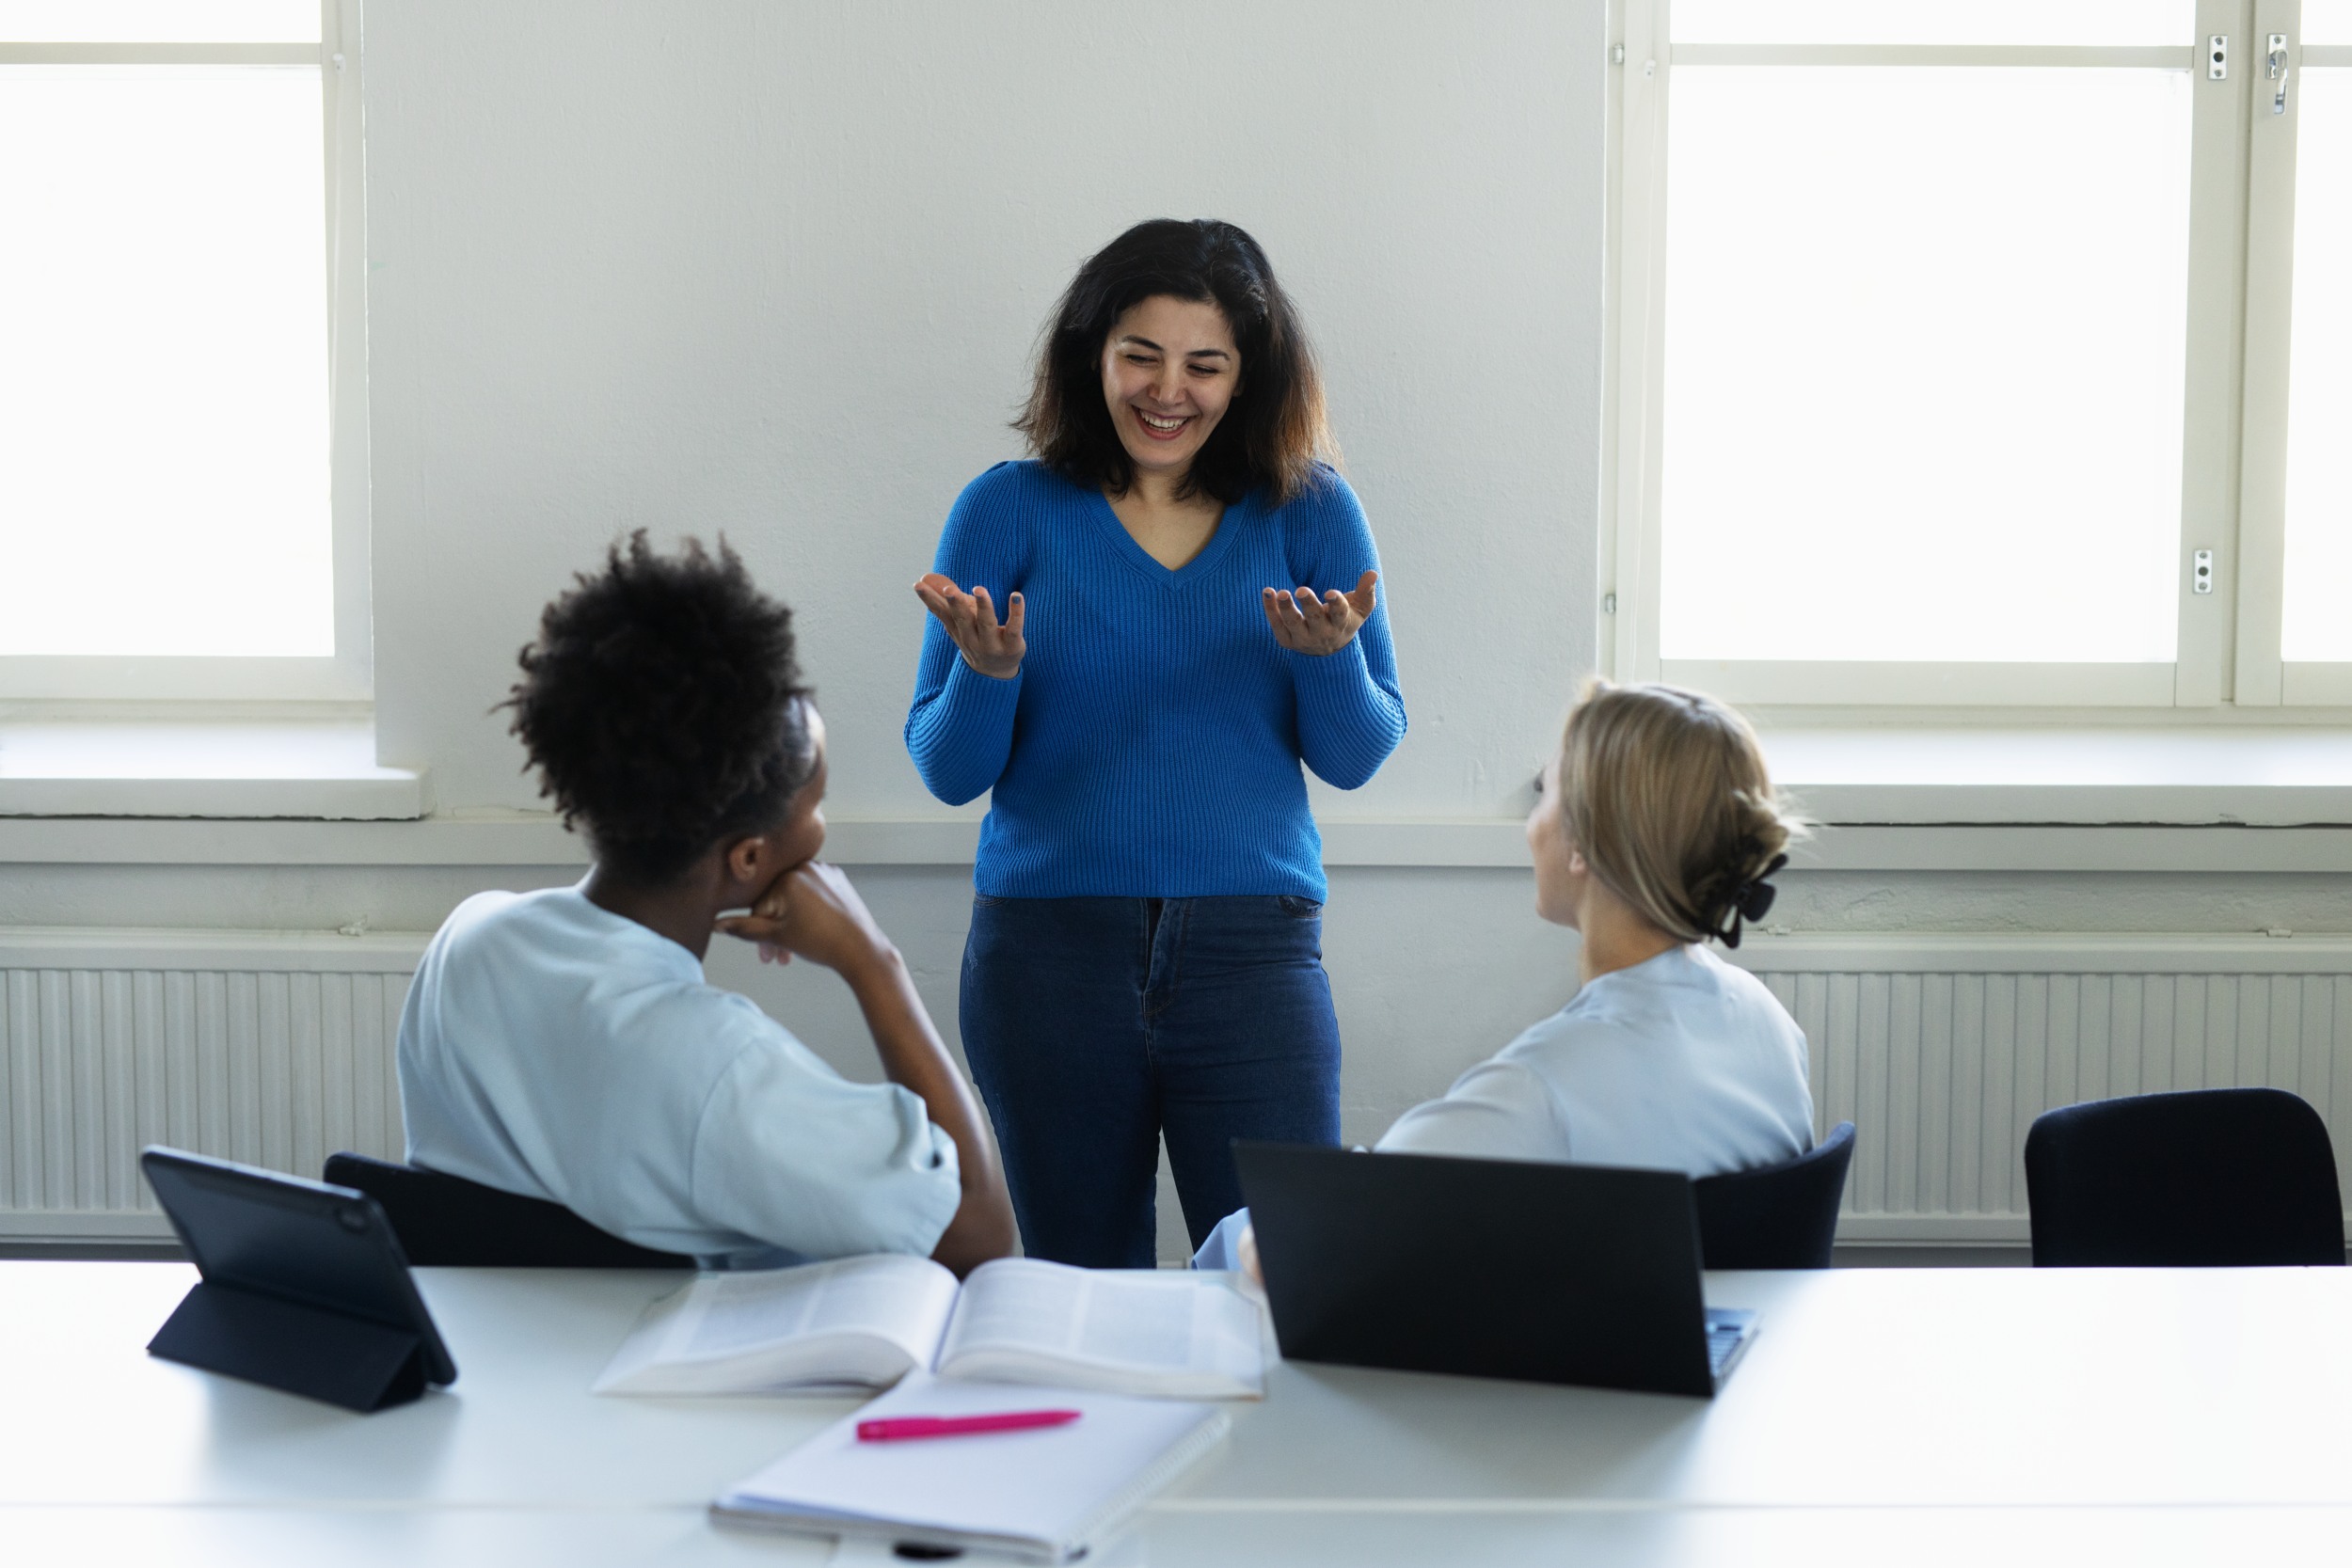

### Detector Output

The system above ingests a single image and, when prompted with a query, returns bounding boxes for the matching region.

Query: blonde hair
[1556,680,1807,946]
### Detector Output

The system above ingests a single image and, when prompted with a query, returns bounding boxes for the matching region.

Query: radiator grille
[5,928,2348,1243]
[1738,935,2352,1243]
[0,930,426,1238]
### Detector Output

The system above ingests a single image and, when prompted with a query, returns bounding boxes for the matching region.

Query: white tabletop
[6,1261,2352,1563]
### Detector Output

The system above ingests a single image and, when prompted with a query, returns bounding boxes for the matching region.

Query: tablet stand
[149,1282,430,1414]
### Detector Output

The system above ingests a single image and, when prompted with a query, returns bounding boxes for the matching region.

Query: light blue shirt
[396,883,961,1267]
[1376,942,1813,1171]
[1195,943,1813,1269]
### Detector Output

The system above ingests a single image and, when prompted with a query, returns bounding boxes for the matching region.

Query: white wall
[363,0,1606,819]
[332,0,1608,1259]
[15,1,2336,1259]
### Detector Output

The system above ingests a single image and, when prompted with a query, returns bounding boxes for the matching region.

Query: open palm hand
[1263,570,1377,656]
[914,573,1026,679]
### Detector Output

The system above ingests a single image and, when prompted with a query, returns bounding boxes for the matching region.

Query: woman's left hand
[1263,570,1377,656]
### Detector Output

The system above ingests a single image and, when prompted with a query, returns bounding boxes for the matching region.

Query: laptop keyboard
[1704,1310,1754,1376]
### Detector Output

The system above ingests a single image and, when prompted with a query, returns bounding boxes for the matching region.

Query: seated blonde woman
[1196,679,1815,1273]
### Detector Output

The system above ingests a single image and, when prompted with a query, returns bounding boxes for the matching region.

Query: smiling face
[1099,294,1241,484]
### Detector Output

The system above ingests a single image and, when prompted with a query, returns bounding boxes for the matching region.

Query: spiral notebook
[711,1374,1230,1562]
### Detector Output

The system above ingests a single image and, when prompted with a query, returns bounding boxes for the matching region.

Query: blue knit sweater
[906,461,1406,899]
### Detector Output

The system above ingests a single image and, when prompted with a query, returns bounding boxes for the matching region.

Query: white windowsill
[4,815,2347,875]
[0,719,428,820]
[1761,726,2352,828]
[0,724,2344,867]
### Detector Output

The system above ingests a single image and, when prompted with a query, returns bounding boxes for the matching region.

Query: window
[1606,0,2352,710]
[2266,0,2352,695]
[0,0,367,700]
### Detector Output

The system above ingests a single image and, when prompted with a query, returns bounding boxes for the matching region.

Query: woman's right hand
[914,573,1025,680]
[718,861,896,979]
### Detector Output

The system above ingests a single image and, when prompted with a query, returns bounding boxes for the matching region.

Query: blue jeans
[959,894,1343,1267]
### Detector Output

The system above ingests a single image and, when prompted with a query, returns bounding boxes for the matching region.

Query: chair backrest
[2024,1088,2345,1267]
[1692,1121,1856,1270]
[322,1153,694,1269]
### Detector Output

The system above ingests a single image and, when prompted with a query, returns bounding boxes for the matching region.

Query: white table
[6,1262,2352,1564]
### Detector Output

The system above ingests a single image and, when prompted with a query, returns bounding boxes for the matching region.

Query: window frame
[0,0,370,703]
[1603,0,2351,714]
[2237,4,2352,704]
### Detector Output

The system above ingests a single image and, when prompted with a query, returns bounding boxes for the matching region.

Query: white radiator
[5,927,2349,1245]
[1733,934,2352,1243]
[0,928,429,1240]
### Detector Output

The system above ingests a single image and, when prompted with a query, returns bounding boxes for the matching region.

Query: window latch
[2269,33,2290,115]
[2209,35,2227,80]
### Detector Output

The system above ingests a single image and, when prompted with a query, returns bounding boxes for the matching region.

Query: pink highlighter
[856,1409,1083,1443]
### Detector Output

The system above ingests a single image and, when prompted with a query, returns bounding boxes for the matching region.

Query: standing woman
[906,219,1406,1267]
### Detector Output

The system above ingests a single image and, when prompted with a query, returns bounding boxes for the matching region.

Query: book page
[594,1254,960,1394]
[677,1255,955,1358]
[934,1259,1263,1397]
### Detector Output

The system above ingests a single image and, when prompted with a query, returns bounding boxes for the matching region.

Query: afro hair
[503,531,816,885]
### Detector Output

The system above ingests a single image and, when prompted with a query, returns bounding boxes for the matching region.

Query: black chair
[323,1152,693,1269]
[1692,1121,1856,1270]
[2024,1088,2345,1267]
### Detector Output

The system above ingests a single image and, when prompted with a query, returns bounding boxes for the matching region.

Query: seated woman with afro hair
[395,534,1015,1273]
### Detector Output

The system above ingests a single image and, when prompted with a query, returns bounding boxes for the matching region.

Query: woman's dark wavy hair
[502,532,818,885]
[1016,218,1335,507]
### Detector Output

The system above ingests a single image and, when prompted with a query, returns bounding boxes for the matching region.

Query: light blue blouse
[1194,943,1814,1269]
[1376,943,1814,1170]
[396,882,961,1267]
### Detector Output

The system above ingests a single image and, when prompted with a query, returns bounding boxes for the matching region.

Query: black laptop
[1233,1141,1757,1398]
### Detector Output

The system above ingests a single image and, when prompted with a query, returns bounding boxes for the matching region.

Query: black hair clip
[1717,851,1788,949]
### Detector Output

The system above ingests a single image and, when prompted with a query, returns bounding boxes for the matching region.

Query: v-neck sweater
[905,460,1406,899]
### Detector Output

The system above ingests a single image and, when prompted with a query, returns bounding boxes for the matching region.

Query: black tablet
[141,1147,457,1398]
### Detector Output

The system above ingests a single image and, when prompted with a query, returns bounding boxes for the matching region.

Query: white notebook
[593,1254,1265,1399]
[712,1373,1229,1562]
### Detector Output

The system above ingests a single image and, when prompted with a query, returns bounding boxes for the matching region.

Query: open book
[593,1255,1265,1400]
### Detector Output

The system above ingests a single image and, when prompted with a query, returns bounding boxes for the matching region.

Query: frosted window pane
[0,2,316,42]
[1672,1,2193,47]
[1659,69,2191,663]
[2306,1,2352,45]
[0,66,330,657]
[2281,69,2352,662]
